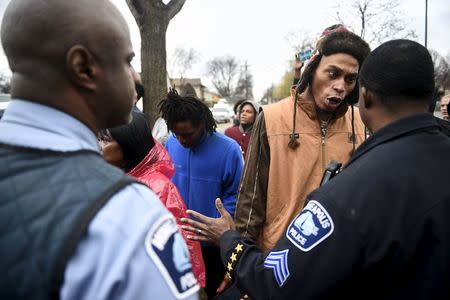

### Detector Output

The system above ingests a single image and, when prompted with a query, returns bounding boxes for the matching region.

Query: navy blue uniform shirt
[220,113,450,299]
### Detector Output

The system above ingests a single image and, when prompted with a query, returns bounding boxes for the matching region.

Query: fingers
[185,209,211,223]
[215,198,229,218]
[180,217,207,232]
[180,223,210,242]
[181,226,210,241]
[215,198,236,230]
[181,224,203,234]
[185,234,209,242]
[216,275,232,294]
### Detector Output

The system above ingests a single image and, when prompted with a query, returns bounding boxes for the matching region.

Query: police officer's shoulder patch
[286,200,334,252]
[145,215,199,299]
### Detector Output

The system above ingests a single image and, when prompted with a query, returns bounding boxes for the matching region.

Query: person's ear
[360,86,373,109]
[101,140,125,168]
[66,45,100,91]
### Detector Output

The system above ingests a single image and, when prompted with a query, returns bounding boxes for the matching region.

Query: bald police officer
[0,0,198,299]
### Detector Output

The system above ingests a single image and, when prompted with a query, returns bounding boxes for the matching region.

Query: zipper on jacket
[187,149,191,205]
[320,121,328,171]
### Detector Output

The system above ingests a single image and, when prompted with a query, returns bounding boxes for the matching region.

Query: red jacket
[127,139,206,287]
[224,125,252,159]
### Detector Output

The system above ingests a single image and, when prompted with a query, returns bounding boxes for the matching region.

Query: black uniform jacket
[220,113,450,300]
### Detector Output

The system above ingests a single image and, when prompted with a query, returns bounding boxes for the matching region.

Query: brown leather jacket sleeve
[234,111,270,241]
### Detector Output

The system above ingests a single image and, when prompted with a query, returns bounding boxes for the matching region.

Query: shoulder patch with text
[286,200,334,251]
[145,215,199,299]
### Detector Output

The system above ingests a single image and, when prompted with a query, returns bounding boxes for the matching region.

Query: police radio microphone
[320,160,342,186]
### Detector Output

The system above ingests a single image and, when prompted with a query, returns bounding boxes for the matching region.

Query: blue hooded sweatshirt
[166,132,243,218]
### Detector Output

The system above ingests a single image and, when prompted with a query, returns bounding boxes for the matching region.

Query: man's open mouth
[325,96,343,107]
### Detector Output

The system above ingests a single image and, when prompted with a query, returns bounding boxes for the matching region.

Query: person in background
[440,94,450,121]
[225,100,261,160]
[436,94,450,135]
[152,83,199,146]
[159,89,243,299]
[182,39,450,300]
[230,99,246,127]
[0,0,198,299]
[427,92,450,136]
[447,101,450,118]
[234,30,370,253]
[152,115,171,146]
[133,71,145,107]
[99,109,206,288]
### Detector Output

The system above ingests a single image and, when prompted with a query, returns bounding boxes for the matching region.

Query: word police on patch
[145,215,199,299]
[286,200,334,251]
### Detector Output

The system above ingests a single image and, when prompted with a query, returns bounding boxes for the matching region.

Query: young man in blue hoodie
[159,89,243,299]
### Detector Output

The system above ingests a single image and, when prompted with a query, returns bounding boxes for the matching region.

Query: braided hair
[158,88,216,134]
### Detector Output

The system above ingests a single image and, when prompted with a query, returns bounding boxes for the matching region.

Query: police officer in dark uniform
[181,39,450,300]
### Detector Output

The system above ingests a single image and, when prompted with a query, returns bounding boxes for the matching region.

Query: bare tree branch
[151,0,166,10]
[335,12,346,28]
[125,0,144,26]
[169,47,200,78]
[166,0,187,21]
[357,2,366,38]
[234,62,254,100]
[334,0,416,46]
[284,30,314,53]
[430,49,450,92]
[206,56,240,98]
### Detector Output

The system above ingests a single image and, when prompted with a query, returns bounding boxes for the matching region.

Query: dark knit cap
[296,31,370,105]
[319,31,370,67]
[359,39,435,99]
[289,30,370,150]
[109,107,155,172]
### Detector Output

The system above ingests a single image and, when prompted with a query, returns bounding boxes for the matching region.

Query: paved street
[216,120,232,133]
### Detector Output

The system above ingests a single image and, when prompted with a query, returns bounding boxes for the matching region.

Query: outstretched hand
[181,198,236,246]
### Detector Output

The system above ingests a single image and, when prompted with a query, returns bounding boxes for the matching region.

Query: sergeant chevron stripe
[264,249,290,287]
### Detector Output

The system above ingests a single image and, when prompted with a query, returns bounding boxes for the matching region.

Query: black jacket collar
[346,113,440,168]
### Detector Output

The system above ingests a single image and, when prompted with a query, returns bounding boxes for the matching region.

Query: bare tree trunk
[140,11,169,126]
[126,0,186,127]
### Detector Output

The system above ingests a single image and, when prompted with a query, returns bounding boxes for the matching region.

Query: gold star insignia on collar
[227,262,233,271]
[230,252,237,262]
[226,272,232,279]
[235,243,243,253]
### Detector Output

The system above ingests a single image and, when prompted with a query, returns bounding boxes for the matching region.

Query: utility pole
[244,61,249,99]
[425,0,428,48]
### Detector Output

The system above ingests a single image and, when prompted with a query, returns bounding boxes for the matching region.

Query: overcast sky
[1,0,449,99]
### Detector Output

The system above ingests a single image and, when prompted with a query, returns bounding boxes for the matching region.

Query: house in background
[203,89,221,106]
[170,78,205,99]
[170,77,220,107]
